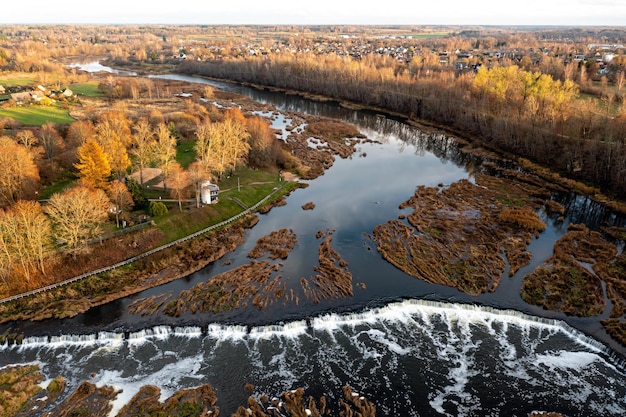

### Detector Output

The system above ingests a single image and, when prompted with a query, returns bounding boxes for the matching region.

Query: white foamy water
[1,300,625,416]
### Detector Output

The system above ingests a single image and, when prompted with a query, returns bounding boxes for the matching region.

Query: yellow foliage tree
[130,119,156,185]
[152,123,177,189]
[75,139,111,189]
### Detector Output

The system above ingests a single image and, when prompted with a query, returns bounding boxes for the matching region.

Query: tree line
[178,54,626,199]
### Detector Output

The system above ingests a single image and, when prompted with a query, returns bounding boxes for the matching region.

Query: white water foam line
[2,299,625,370]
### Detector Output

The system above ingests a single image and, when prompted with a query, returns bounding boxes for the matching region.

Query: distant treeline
[179,54,626,198]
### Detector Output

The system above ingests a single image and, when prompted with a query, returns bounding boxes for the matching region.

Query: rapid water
[3,300,625,416]
[2,64,625,416]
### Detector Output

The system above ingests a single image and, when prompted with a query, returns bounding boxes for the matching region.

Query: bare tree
[46,185,110,257]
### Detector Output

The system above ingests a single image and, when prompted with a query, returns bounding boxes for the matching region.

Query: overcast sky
[4,0,626,26]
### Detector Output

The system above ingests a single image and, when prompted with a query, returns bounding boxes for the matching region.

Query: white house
[200,180,219,204]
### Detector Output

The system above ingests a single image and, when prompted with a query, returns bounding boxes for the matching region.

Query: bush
[148,201,168,217]
[126,177,148,210]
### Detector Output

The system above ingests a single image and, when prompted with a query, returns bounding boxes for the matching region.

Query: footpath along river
[1,67,626,416]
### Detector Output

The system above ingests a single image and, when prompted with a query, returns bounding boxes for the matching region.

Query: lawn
[69,81,103,97]
[38,177,77,199]
[0,104,75,125]
[150,166,296,244]
[0,75,35,87]
[175,139,197,168]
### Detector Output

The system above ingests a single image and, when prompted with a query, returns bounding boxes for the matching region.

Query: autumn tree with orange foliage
[168,162,190,212]
[0,136,40,207]
[94,111,132,179]
[246,116,280,168]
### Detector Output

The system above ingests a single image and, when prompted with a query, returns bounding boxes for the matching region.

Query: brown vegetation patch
[302,201,315,210]
[247,228,298,260]
[116,384,219,417]
[258,195,287,213]
[280,115,368,179]
[371,175,546,295]
[48,381,119,417]
[521,224,617,317]
[597,252,626,345]
[39,380,218,417]
[161,260,284,315]
[300,230,353,303]
[306,120,363,141]
[234,385,376,417]
[0,365,45,417]
[602,225,626,241]
[498,208,546,235]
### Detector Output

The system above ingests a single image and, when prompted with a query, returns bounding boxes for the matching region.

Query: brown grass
[521,224,618,317]
[247,228,297,259]
[233,386,375,417]
[305,120,363,141]
[0,365,44,417]
[300,230,353,303]
[372,174,548,295]
[498,208,546,233]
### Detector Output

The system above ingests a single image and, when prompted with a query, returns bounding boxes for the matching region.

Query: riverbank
[0,78,371,331]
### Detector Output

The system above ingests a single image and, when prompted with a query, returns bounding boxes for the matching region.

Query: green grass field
[0,75,35,87]
[0,104,75,126]
[175,139,197,168]
[151,166,296,243]
[69,81,103,97]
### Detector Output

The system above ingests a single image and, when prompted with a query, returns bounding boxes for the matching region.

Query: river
[1,67,625,416]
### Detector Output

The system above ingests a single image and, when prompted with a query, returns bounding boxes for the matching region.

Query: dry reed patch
[162,260,284,315]
[602,225,626,241]
[282,114,370,180]
[521,257,604,316]
[498,208,546,234]
[234,386,375,417]
[371,175,546,295]
[302,201,315,210]
[521,224,617,317]
[305,120,363,141]
[0,365,45,417]
[247,228,297,260]
[116,384,218,417]
[48,381,120,417]
[596,253,626,346]
[300,230,353,303]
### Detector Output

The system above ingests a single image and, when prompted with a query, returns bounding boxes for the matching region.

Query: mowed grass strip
[0,104,75,125]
